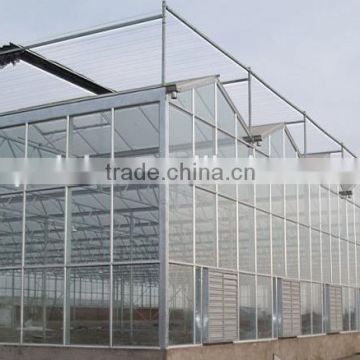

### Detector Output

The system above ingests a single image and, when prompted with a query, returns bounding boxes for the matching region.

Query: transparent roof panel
[35,20,162,92]
[0,62,90,114]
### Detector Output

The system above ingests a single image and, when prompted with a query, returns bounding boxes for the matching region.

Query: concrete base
[1,333,360,360]
[168,333,360,360]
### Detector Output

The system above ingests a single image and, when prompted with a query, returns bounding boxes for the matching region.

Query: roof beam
[0,43,114,95]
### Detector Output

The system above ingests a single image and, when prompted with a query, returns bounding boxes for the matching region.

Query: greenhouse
[0,3,359,359]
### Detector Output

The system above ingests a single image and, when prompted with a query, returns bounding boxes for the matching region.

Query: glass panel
[23,268,63,344]
[299,225,310,280]
[113,185,159,262]
[218,196,237,270]
[349,287,356,331]
[321,186,330,234]
[300,282,311,335]
[113,264,159,346]
[330,186,339,238]
[195,119,215,157]
[257,276,272,339]
[195,188,216,267]
[286,221,298,279]
[237,116,248,139]
[217,130,236,198]
[239,273,256,340]
[348,202,355,242]
[298,185,309,226]
[331,236,340,284]
[0,126,25,192]
[70,186,110,264]
[169,105,192,157]
[70,266,110,345]
[285,184,297,222]
[342,287,349,331]
[356,206,360,245]
[195,84,215,124]
[217,87,235,135]
[28,119,66,158]
[239,203,255,273]
[169,185,193,263]
[349,242,356,286]
[71,111,111,157]
[114,104,159,156]
[25,189,65,265]
[272,216,285,277]
[0,269,21,343]
[256,150,269,212]
[322,233,331,283]
[238,142,254,205]
[271,184,284,217]
[169,264,193,345]
[312,283,322,334]
[256,211,271,275]
[310,185,320,230]
[340,240,349,285]
[340,198,347,240]
[171,90,192,112]
[270,130,283,158]
[284,133,297,158]
[0,192,24,267]
[311,229,321,282]
[195,267,202,343]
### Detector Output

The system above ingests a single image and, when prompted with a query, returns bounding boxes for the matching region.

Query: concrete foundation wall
[167,333,360,360]
[1,333,360,360]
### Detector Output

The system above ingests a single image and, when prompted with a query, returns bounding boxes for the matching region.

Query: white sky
[1,0,359,154]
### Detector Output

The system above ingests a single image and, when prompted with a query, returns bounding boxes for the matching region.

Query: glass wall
[167,80,360,346]
[0,99,161,347]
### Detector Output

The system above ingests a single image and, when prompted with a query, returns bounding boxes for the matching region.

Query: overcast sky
[1,0,359,154]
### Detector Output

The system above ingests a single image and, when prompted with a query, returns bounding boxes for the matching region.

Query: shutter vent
[280,279,300,337]
[203,269,238,343]
[329,285,342,332]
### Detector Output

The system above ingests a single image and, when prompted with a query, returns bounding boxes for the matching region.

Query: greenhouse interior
[0,2,359,352]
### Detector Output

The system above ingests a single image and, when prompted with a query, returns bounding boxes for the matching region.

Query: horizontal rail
[0,14,163,56]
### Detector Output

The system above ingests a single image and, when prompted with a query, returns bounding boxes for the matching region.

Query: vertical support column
[20,122,28,345]
[159,91,169,349]
[248,67,252,128]
[303,112,307,157]
[109,107,115,347]
[161,0,167,85]
[192,88,197,344]
[63,115,72,345]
